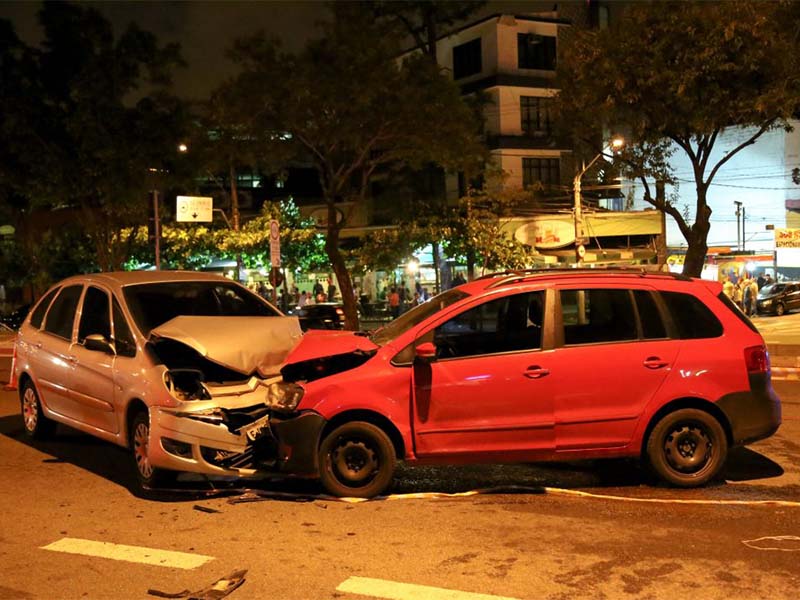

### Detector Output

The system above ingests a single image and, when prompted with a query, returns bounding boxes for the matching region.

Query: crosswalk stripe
[336,576,520,600]
[41,537,213,569]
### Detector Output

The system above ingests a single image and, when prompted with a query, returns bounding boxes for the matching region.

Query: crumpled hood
[283,329,378,365]
[149,316,303,377]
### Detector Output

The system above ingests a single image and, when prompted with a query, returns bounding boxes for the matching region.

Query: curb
[767,343,800,381]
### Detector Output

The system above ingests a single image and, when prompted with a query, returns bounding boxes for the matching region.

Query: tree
[7,2,189,272]
[557,2,800,276]
[231,5,485,328]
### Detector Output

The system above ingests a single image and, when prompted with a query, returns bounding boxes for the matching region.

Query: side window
[43,285,83,341]
[661,291,723,339]
[634,290,666,339]
[112,298,136,358]
[30,287,60,329]
[561,288,636,345]
[434,291,543,359]
[78,286,111,344]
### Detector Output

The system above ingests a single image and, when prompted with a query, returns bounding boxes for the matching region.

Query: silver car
[13,271,315,490]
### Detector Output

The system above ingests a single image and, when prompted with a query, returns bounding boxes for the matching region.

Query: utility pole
[734,200,742,251]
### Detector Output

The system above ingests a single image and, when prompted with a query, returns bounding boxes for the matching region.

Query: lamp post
[573,137,624,265]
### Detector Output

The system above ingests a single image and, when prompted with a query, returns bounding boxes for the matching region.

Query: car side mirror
[415,342,437,364]
[84,334,115,355]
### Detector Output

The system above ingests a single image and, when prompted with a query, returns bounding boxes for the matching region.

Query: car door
[29,285,84,418]
[69,285,118,434]
[411,289,556,460]
[786,284,800,311]
[550,286,680,451]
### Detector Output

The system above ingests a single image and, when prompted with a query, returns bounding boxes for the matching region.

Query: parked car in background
[278,268,781,498]
[0,303,30,331]
[13,271,308,491]
[756,281,800,316]
[294,303,347,331]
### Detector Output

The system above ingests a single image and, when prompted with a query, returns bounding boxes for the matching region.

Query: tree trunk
[325,203,359,330]
[682,197,712,278]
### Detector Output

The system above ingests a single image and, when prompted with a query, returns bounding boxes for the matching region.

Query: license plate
[240,415,271,442]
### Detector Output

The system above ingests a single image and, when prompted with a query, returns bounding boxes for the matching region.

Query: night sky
[0,1,553,99]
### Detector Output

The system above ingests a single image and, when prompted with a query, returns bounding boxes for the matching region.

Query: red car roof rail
[480,267,693,289]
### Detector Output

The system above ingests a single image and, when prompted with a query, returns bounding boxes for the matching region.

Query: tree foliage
[557,1,800,276]
[229,4,486,327]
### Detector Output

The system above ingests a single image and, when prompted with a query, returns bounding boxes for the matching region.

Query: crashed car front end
[143,316,324,479]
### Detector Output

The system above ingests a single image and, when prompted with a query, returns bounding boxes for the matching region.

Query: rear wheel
[130,411,174,489]
[20,381,56,439]
[646,409,727,487]
[318,422,396,498]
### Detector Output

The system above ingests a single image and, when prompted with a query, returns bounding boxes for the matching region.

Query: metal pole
[574,171,583,266]
[734,201,742,251]
[742,205,746,252]
[153,190,161,270]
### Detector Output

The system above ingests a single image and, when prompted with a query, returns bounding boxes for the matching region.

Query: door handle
[67,355,79,364]
[643,356,668,369]
[524,366,550,379]
[35,342,42,349]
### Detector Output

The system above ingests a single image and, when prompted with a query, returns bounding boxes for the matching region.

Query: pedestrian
[723,276,735,300]
[748,277,758,316]
[313,280,324,299]
[388,286,400,319]
[327,279,337,302]
[299,291,309,307]
[734,277,744,309]
[764,273,774,288]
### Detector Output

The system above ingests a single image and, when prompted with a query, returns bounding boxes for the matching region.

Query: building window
[517,33,556,70]
[521,96,552,136]
[453,38,482,80]
[522,158,560,188]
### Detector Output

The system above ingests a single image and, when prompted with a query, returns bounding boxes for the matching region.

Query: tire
[646,408,728,488]
[318,422,396,498]
[20,381,57,439]
[776,302,786,316]
[130,411,174,490]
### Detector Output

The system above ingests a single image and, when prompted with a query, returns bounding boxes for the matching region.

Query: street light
[573,137,624,265]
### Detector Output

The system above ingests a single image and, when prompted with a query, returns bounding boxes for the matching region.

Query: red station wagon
[280,269,781,497]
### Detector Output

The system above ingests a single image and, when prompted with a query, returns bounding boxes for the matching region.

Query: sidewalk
[769,342,800,381]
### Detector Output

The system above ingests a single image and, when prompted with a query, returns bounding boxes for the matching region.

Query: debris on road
[192,504,222,514]
[147,569,247,599]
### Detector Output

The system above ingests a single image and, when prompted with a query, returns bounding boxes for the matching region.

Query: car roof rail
[481,266,693,289]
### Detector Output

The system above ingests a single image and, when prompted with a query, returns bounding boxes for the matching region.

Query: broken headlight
[265,381,304,413]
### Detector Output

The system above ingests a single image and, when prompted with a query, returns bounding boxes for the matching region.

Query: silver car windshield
[370,289,469,346]
[123,281,280,336]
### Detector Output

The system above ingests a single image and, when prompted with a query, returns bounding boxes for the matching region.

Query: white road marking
[336,576,520,600]
[41,537,213,569]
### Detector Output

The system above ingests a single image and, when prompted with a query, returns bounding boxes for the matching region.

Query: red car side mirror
[415,342,437,363]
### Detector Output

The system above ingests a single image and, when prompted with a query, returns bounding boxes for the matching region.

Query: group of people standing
[723,273,772,317]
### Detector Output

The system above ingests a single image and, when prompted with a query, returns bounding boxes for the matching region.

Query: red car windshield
[370,289,469,346]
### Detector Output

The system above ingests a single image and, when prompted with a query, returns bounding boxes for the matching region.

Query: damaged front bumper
[148,377,326,479]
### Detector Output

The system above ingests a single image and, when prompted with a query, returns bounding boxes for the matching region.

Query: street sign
[176,196,213,222]
[269,219,281,267]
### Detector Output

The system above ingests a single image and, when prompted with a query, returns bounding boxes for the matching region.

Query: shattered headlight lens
[265,381,304,412]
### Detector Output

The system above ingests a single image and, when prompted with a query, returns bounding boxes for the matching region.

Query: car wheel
[646,409,727,488]
[318,422,396,498]
[776,302,786,316]
[130,411,174,489]
[20,381,56,439]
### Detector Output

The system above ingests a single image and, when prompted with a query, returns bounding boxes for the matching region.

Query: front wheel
[318,422,396,498]
[20,381,57,439]
[130,412,174,490]
[776,302,786,316]
[646,409,727,487]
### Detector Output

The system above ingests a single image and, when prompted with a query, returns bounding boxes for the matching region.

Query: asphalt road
[0,382,799,600]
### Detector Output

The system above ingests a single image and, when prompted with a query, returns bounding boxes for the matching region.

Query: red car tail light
[744,345,770,375]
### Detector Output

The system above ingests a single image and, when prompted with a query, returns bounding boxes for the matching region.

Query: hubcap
[133,421,153,479]
[22,388,38,432]
[663,424,712,474]
[332,439,378,485]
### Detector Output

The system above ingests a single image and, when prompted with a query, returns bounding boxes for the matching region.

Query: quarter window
[112,298,137,358]
[30,287,60,329]
[43,285,83,341]
[434,292,543,359]
[561,289,637,345]
[660,291,723,339]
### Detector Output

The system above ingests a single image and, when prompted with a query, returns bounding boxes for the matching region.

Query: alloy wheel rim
[663,424,712,474]
[22,388,38,431]
[133,422,153,479]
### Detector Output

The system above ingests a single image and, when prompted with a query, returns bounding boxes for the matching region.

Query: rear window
[660,291,723,339]
[29,287,60,329]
